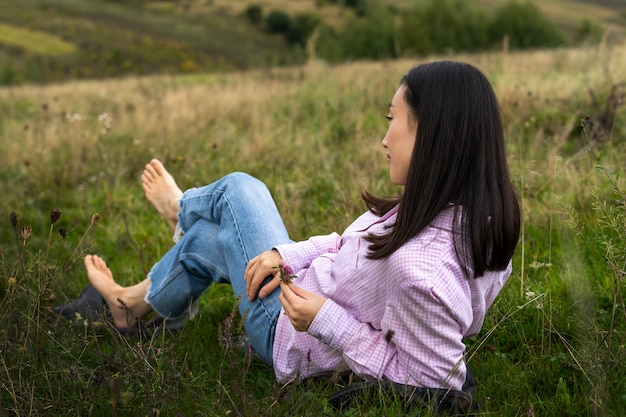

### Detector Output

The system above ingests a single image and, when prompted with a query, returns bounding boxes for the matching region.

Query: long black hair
[364,61,521,277]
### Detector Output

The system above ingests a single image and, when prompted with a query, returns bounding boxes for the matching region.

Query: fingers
[279,283,310,332]
[279,282,327,332]
[258,278,281,299]
[245,256,265,300]
[278,285,300,329]
[244,250,283,301]
[244,254,260,296]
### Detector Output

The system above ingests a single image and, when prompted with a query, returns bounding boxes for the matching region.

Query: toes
[150,159,164,172]
[142,159,166,188]
[94,255,105,269]
[85,255,113,278]
[142,168,156,183]
[141,174,152,190]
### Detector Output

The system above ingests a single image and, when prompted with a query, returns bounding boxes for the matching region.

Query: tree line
[248,0,604,61]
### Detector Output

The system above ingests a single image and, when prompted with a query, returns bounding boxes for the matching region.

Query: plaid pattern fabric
[273,205,511,390]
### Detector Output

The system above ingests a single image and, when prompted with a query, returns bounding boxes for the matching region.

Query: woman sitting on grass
[77,60,520,392]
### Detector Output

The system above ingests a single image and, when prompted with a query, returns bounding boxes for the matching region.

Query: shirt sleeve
[273,233,342,272]
[307,277,469,390]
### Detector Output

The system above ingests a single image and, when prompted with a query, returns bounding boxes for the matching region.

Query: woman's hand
[279,282,327,332]
[244,250,283,301]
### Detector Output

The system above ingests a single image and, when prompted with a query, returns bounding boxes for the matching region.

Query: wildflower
[98,112,112,134]
[10,211,18,228]
[273,261,297,283]
[65,112,84,122]
[91,213,101,224]
[50,208,62,225]
[529,261,551,269]
[8,277,16,286]
[20,226,32,241]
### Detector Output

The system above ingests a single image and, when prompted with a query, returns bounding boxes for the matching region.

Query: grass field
[0,41,625,415]
[0,23,77,56]
[0,0,624,85]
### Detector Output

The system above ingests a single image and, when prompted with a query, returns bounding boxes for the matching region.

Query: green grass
[0,23,77,55]
[1,43,625,416]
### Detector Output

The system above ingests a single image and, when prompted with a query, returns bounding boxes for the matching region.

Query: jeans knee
[222,172,270,199]
[223,172,262,187]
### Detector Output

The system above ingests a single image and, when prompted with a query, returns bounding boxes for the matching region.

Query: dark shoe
[328,381,479,416]
[52,284,106,322]
[51,284,189,337]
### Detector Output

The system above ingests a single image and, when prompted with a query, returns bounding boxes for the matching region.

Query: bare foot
[84,255,151,329]
[142,159,183,230]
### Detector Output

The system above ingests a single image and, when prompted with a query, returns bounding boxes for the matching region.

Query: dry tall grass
[1,43,623,247]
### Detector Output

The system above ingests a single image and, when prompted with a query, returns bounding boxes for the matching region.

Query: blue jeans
[145,172,291,365]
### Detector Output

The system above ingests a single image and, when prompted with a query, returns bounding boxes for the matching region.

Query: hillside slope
[0,0,297,84]
[0,0,623,85]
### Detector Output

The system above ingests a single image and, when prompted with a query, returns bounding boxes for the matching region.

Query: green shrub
[312,24,343,62]
[575,19,604,45]
[0,62,17,85]
[317,5,398,61]
[265,10,291,34]
[399,0,489,55]
[488,1,565,49]
[285,13,320,47]
[245,4,263,26]
[344,0,370,16]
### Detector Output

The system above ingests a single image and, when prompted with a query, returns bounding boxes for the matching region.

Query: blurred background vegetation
[0,0,624,86]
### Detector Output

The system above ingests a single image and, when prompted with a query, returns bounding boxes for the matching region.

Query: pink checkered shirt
[272,205,511,390]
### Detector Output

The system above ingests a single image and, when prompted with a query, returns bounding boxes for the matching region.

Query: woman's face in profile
[382,85,417,186]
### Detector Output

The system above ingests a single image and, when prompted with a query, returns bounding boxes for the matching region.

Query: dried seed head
[384,329,395,343]
[59,227,67,238]
[91,213,101,224]
[50,208,62,225]
[10,211,18,228]
[20,225,32,241]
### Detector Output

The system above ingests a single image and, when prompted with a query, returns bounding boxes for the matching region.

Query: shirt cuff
[308,299,359,349]
[274,240,320,272]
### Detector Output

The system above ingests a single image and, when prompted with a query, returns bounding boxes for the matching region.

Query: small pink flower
[275,261,297,283]
[281,264,295,278]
